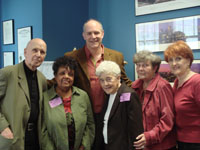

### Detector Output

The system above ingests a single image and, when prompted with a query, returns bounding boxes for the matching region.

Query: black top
[23,61,39,123]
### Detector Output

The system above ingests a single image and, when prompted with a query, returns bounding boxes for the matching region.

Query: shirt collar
[84,44,104,60]
[132,73,160,92]
[23,60,37,76]
[49,85,81,101]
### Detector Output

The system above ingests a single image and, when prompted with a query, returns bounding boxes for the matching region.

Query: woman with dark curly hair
[42,56,95,150]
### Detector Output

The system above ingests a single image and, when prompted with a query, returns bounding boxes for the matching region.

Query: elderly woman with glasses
[164,41,200,150]
[95,60,143,150]
[132,51,176,150]
[42,56,95,150]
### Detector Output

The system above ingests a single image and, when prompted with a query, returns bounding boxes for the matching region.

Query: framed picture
[158,61,175,84]
[17,26,32,63]
[3,19,14,45]
[159,60,200,84]
[38,61,54,79]
[136,15,200,52]
[135,0,200,16]
[3,51,15,67]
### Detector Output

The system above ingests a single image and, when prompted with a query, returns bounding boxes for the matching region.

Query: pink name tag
[120,93,131,102]
[49,97,62,108]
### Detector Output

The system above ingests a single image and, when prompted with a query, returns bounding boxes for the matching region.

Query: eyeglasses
[136,63,150,69]
[99,77,116,84]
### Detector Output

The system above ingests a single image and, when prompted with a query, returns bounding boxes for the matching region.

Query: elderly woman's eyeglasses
[99,77,116,84]
[136,63,150,69]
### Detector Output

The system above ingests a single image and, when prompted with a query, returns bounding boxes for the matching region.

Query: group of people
[0,18,199,150]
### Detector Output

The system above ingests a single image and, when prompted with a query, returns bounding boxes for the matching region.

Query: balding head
[24,38,47,71]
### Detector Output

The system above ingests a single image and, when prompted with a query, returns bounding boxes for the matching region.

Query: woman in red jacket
[132,50,176,150]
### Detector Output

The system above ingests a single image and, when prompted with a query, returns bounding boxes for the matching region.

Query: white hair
[96,61,121,77]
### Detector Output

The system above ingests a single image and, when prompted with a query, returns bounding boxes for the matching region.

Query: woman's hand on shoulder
[133,133,146,149]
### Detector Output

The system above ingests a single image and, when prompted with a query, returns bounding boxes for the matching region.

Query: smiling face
[136,61,157,82]
[168,56,190,77]
[55,66,74,91]
[99,73,121,94]
[82,20,104,50]
[24,39,47,71]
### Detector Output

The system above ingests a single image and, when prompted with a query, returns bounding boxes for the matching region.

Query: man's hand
[1,127,14,139]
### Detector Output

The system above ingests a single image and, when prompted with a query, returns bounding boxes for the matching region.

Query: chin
[104,90,111,94]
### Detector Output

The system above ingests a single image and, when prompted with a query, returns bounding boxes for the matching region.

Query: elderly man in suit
[0,38,47,150]
[65,19,132,149]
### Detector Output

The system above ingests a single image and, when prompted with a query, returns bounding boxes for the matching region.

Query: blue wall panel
[0,0,43,68]
[42,0,89,61]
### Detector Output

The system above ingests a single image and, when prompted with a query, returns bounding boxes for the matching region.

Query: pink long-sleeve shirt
[132,74,176,150]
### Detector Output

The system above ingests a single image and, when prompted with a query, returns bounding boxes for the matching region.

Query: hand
[133,133,146,149]
[1,127,14,139]
[79,145,84,150]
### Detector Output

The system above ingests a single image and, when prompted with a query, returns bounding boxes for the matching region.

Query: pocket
[0,134,13,150]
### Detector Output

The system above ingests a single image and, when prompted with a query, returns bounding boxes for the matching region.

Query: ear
[186,59,191,67]
[101,30,104,38]
[82,32,86,40]
[153,65,158,73]
[24,48,27,56]
[117,75,121,80]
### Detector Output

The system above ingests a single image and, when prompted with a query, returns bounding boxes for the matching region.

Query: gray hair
[96,61,121,77]
[133,50,161,73]
[83,19,104,32]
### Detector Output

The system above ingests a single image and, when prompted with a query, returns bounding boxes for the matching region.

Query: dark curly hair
[52,56,78,78]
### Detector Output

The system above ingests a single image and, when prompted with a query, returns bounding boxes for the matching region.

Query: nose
[171,59,177,66]
[91,33,96,38]
[137,66,144,71]
[64,73,69,78]
[36,51,41,56]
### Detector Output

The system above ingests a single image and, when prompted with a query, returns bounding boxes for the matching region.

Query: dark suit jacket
[65,46,132,111]
[98,83,143,150]
[0,62,47,150]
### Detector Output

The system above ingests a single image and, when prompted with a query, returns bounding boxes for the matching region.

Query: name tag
[120,93,131,102]
[49,97,62,108]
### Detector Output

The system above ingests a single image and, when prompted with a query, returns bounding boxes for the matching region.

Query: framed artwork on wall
[3,51,15,67]
[135,15,200,52]
[3,19,14,45]
[135,0,200,16]
[158,61,175,84]
[17,26,32,63]
[37,61,54,79]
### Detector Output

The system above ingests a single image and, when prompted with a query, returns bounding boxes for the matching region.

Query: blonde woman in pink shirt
[164,40,200,150]
[132,50,176,150]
